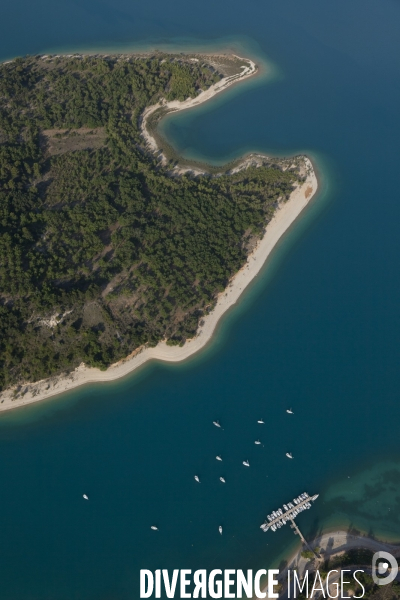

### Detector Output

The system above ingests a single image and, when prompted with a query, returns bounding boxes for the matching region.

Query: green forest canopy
[0,53,302,390]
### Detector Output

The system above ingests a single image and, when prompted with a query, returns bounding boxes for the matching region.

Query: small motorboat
[286,453,293,459]
[243,460,250,467]
[83,494,89,500]
[219,526,223,535]
[151,525,158,531]
[213,420,221,428]
[286,408,294,414]
[219,477,226,483]
[216,455,222,461]
[194,475,200,482]
[257,419,265,424]
[254,440,261,445]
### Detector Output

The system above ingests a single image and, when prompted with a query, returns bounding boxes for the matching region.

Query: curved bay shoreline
[0,53,318,413]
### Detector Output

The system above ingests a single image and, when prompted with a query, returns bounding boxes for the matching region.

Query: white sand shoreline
[0,56,319,414]
[140,54,258,169]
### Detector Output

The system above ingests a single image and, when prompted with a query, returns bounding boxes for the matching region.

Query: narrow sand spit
[0,56,319,413]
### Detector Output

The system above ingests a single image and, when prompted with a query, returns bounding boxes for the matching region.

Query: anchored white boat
[216,455,222,461]
[83,494,89,500]
[286,453,293,459]
[219,477,226,483]
[194,475,200,482]
[213,421,221,428]
[243,460,250,467]
[151,525,158,531]
[286,408,294,414]
[254,440,261,445]
[219,526,223,535]
[257,419,265,424]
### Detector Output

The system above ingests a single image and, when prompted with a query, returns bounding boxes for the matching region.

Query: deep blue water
[2,0,400,598]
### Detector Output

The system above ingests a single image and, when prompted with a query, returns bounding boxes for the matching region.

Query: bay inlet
[1,0,400,596]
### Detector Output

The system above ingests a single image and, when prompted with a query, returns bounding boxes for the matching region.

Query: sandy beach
[0,56,318,413]
[140,54,257,168]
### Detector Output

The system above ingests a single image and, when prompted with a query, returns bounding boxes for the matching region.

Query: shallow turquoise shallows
[2,0,400,598]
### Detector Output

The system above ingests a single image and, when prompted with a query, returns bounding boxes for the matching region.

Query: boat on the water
[219,477,226,483]
[286,453,293,459]
[257,419,265,424]
[213,421,221,428]
[219,526,223,535]
[83,494,89,500]
[151,525,158,531]
[194,475,200,482]
[254,440,261,445]
[243,460,250,467]
[286,408,294,414]
[216,455,222,461]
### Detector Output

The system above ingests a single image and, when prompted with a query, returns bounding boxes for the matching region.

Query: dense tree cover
[0,54,300,390]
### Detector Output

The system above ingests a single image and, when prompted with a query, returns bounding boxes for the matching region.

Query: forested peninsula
[0,51,314,401]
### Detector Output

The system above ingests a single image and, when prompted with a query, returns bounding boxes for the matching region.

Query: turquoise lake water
[2,0,400,598]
